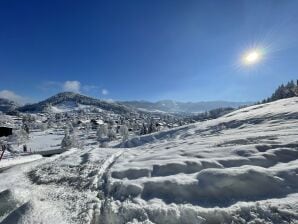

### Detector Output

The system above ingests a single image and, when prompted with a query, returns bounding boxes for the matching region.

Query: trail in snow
[90,150,123,224]
[0,148,124,224]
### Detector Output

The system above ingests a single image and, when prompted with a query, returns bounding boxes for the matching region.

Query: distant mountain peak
[18,92,133,114]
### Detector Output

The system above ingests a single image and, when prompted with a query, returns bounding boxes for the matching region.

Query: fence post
[0,145,5,161]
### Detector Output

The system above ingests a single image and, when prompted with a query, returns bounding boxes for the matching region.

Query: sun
[242,49,262,65]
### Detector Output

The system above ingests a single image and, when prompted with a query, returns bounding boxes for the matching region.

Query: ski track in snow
[0,97,298,223]
[0,147,123,224]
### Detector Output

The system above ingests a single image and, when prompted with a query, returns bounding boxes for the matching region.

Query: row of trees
[140,122,159,135]
[262,80,298,103]
[96,124,129,142]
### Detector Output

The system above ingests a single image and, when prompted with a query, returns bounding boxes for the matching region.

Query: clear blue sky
[0,0,298,103]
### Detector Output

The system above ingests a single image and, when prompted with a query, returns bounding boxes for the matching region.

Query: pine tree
[148,122,157,134]
[140,123,148,135]
[264,80,298,103]
[107,128,116,141]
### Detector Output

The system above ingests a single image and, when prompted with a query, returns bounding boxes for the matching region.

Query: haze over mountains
[121,100,250,113]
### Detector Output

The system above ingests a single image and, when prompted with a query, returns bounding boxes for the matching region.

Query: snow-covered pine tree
[119,125,129,141]
[97,124,108,141]
[107,127,116,141]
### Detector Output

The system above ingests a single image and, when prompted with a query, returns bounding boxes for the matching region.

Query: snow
[0,129,65,167]
[137,108,168,113]
[26,129,64,153]
[0,154,42,170]
[0,97,298,223]
[0,147,121,223]
[106,97,298,223]
[50,101,103,113]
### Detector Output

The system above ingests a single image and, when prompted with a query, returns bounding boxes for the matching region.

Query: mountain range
[0,92,251,114]
[17,92,133,114]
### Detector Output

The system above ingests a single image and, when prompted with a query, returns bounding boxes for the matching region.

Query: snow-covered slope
[106,97,298,223]
[0,97,297,224]
[49,101,103,113]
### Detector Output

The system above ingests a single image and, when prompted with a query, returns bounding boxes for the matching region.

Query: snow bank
[100,197,298,224]
[0,155,42,169]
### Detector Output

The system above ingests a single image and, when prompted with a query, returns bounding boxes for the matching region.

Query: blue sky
[0,0,298,103]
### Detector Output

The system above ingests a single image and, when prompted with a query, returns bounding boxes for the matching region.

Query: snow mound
[101,197,298,224]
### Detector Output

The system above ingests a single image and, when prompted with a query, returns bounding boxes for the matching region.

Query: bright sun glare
[242,49,262,65]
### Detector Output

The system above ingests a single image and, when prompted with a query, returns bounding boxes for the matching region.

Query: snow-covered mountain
[0,97,297,223]
[0,92,250,115]
[122,100,251,113]
[18,92,134,114]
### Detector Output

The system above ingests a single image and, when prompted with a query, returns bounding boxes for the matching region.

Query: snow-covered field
[0,129,64,168]
[0,97,298,223]
[26,130,64,153]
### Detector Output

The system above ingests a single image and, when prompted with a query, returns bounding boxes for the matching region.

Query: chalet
[90,119,99,129]
[0,127,13,137]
